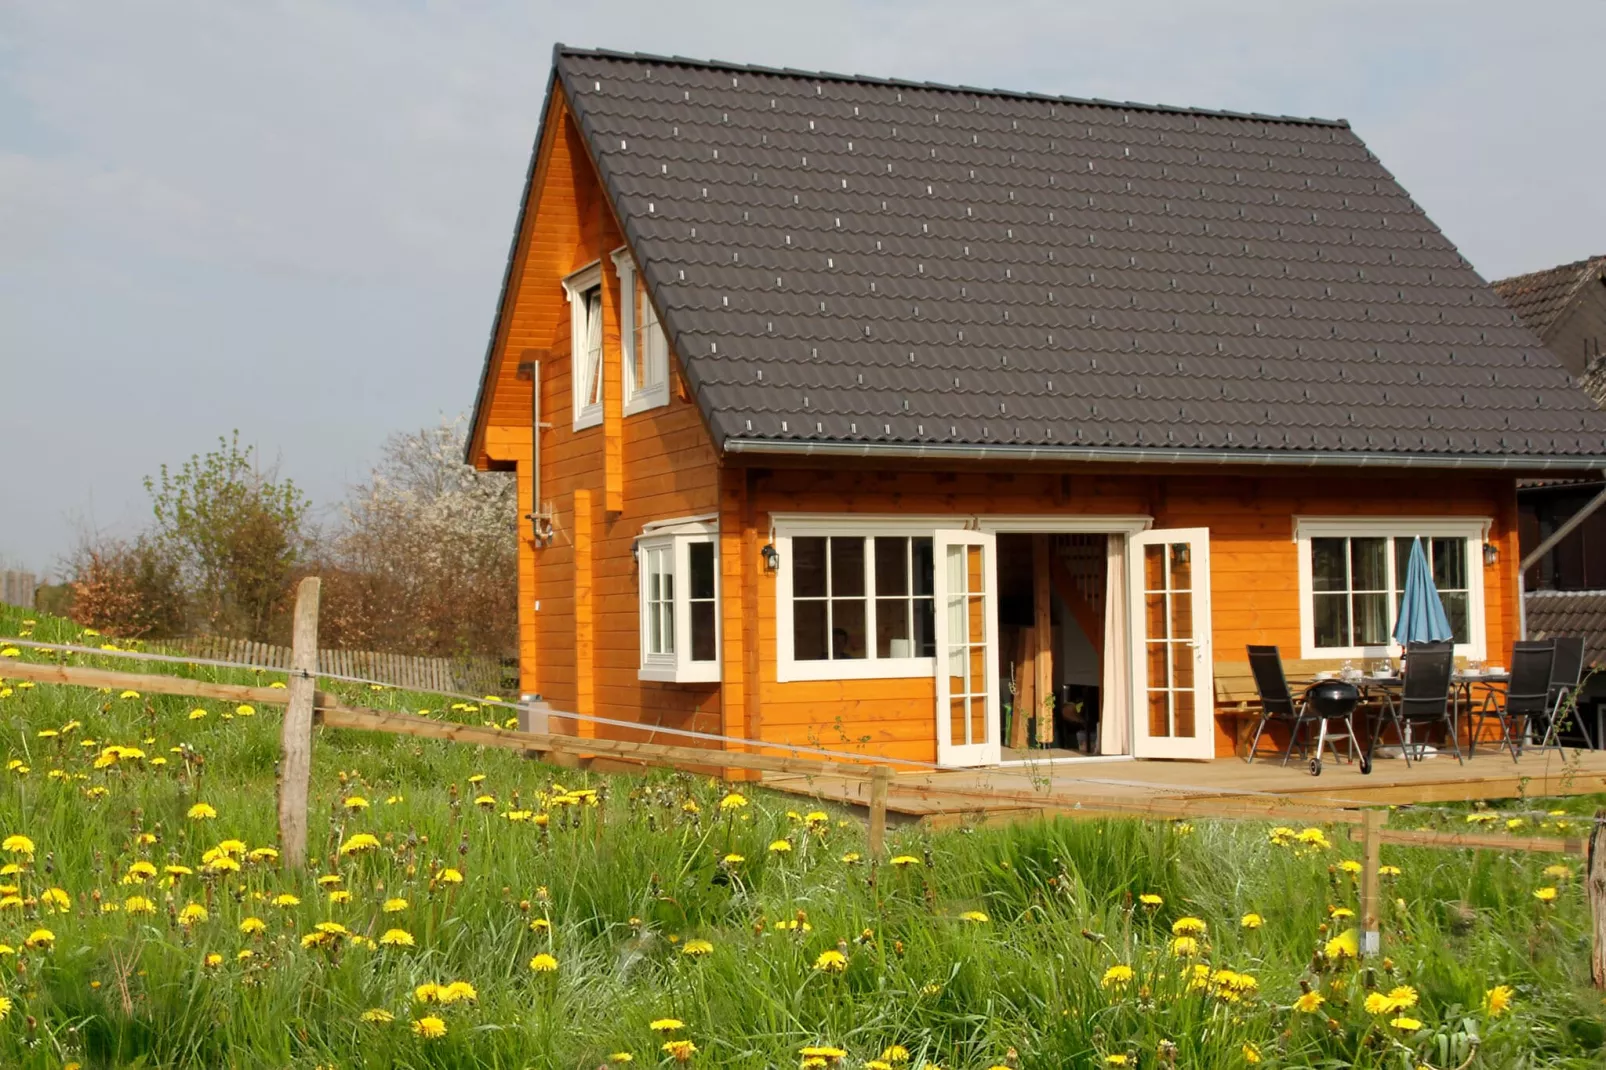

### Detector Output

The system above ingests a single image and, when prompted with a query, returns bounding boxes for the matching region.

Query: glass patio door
[1128,528,1215,760]
[934,530,1001,767]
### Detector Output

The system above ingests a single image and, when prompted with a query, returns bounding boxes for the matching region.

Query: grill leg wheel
[1309,757,1322,777]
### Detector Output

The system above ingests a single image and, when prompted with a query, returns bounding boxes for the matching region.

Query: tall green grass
[0,603,1601,1068]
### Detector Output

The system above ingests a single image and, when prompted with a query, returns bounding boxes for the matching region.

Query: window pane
[1311,538,1347,592]
[912,537,935,596]
[690,601,717,662]
[831,537,866,598]
[793,537,827,598]
[913,596,935,658]
[874,537,909,596]
[1351,537,1387,591]
[876,597,910,658]
[688,541,715,600]
[584,288,604,407]
[1355,592,1389,645]
[1313,593,1349,648]
[1431,537,1466,590]
[831,600,867,659]
[793,601,828,661]
[1440,591,1469,644]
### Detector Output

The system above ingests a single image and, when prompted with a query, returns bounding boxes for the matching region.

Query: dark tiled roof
[1493,256,1606,340]
[1525,590,1606,667]
[552,47,1606,463]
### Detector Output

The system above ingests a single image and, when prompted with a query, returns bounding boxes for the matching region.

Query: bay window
[637,518,719,683]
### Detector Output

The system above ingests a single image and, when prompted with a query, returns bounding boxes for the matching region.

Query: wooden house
[465,47,1606,768]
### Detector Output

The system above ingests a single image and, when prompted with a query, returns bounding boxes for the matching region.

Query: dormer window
[612,249,671,414]
[563,262,604,429]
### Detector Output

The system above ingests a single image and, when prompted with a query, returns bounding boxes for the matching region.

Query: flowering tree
[317,416,517,657]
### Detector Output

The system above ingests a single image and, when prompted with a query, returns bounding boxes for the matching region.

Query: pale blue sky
[2,1,1603,574]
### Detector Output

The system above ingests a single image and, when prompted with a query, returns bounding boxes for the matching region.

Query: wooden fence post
[1590,807,1606,989]
[278,577,321,870]
[867,765,890,858]
[1360,808,1386,957]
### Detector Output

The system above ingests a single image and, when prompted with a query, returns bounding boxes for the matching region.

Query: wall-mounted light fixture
[1483,541,1499,567]
[631,541,640,567]
[1172,543,1191,567]
[760,543,780,572]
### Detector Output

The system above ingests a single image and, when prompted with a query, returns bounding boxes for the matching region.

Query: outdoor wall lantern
[1172,543,1191,567]
[760,543,780,572]
[1482,542,1499,567]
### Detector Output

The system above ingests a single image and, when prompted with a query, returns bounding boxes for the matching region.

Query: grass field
[1,602,1604,1069]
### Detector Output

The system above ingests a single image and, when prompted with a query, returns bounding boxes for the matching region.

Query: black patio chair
[1245,645,1360,771]
[1367,641,1459,767]
[1544,636,1591,750]
[1473,641,1555,762]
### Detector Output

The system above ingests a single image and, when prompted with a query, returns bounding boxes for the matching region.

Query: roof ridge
[554,43,1351,130]
[1494,254,1606,291]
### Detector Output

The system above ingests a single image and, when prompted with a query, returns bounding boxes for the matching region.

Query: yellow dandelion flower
[379,929,415,948]
[1138,893,1163,907]
[840,852,861,864]
[23,927,55,949]
[1171,916,1207,937]
[889,855,922,867]
[528,952,559,972]
[1102,964,1135,989]
[272,893,301,907]
[2,835,34,857]
[1484,984,1514,1017]
[119,690,140,700]
[649,1018,685,1034]
[186,802,218,820]
[1324,929,1359,960]
[813,949,848,973]
[188,708,208,720]
[661,1040,696,1062]
[719,792,748,811]
[958,910,989,923]
[125,896,156,915]
[239,916,266,934]
[234,705,255,717]
[177,903,209,926]
[382,897,409,913]
[1240,912,1263,929]
[411,1016,446,1039]
[1534,886,1559,903]
[343,796,370,811]
[361,1008,395,1023]
[438,981,476,1004]
[681,939,713,957]
[769,839,792,853]
[1390,1016,1423,1031]
[203,952,223,968]
[40,887,70,912]
[339,833,381,856]
[1293,991,1325,1013]
[437,867,464,884]
[1169,936,1199,957]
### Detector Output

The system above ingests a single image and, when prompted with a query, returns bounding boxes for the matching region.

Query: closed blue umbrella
[1393,536,1454,647]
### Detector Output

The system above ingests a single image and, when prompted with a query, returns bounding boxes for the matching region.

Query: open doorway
[996,533,1111,761]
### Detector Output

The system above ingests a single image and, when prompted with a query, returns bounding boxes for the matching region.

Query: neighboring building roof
[491,47,1606,468]
[1525,589,1606,667]
[1493,256,1606,341]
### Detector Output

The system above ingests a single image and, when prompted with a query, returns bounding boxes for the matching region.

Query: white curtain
[1100,534,1130,755]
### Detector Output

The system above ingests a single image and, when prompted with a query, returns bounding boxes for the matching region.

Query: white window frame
[1293,516,1490,661]
[611,248,670,416]
[775,516,942,683]
[636,516,720,683]
[563,261,604,430]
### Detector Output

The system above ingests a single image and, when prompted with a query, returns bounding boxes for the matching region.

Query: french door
[934,530,1001,767]
[1129,528,1215,760]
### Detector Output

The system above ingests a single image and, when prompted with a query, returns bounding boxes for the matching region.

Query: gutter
[722,437,1606,472]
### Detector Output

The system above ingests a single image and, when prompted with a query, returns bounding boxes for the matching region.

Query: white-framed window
[563,261,604,430]
[611,249,670,416]
[1294,517,1489,660]
[775,518,939,682]
[637,516,719,683]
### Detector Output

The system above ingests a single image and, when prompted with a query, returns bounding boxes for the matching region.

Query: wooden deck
[764,748,1606,825]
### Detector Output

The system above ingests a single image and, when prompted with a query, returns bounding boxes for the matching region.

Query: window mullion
[864,537,877,663]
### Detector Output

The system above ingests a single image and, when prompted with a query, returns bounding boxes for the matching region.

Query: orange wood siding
[737,466,1521,762]
[474,90,723,746]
